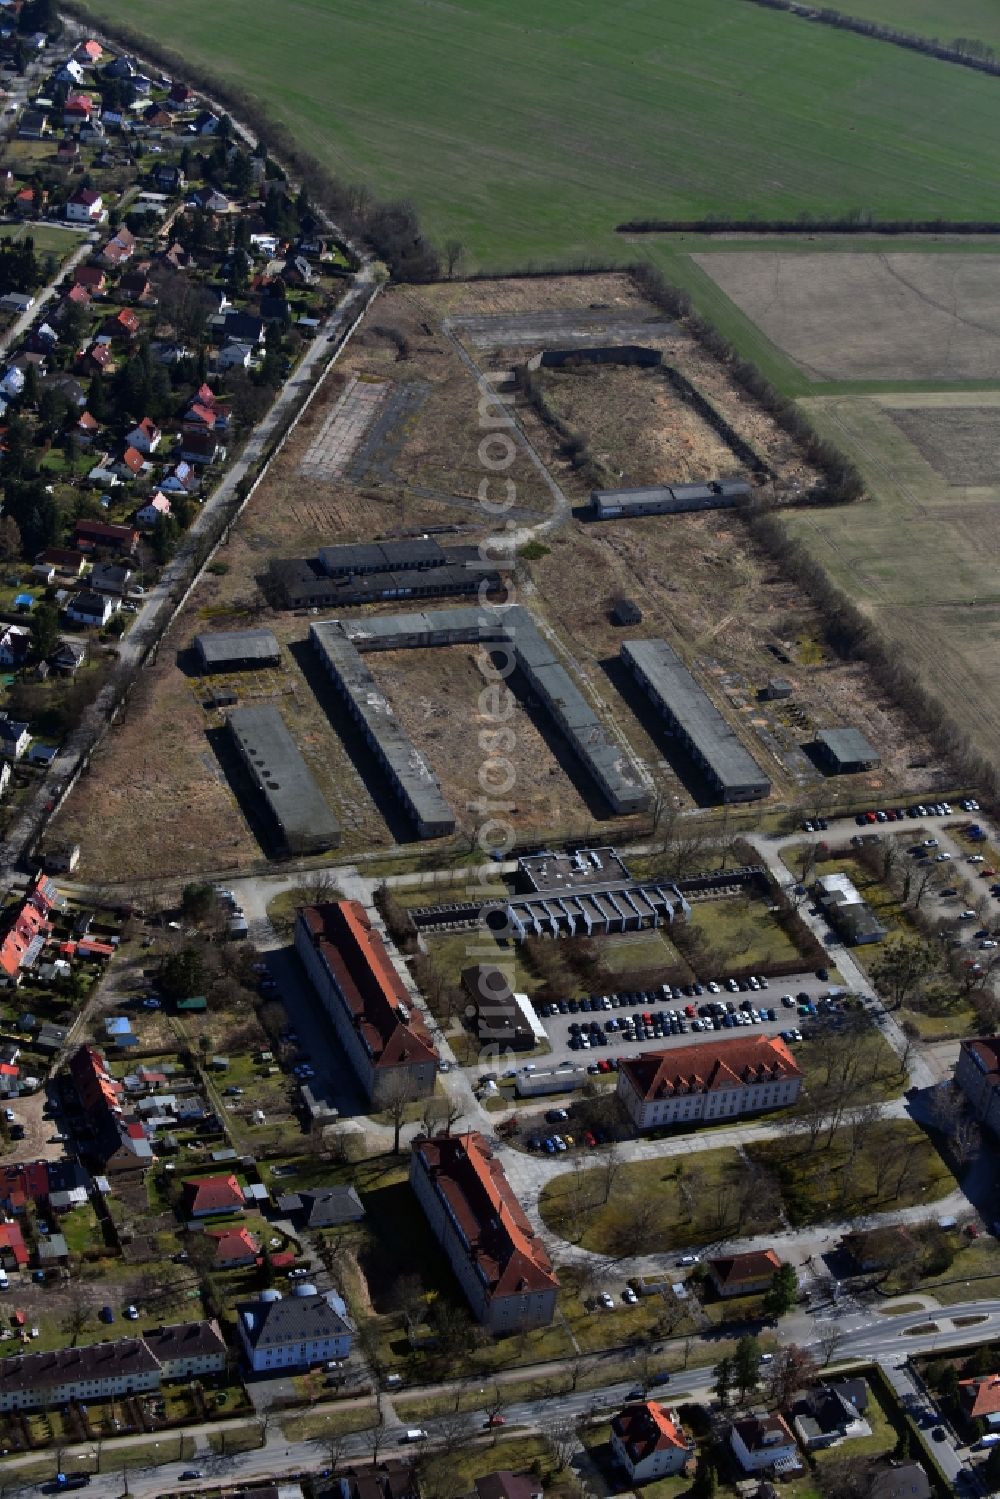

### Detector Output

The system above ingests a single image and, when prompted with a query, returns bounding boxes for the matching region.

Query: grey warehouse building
[590,479,752,520]
[196,628,281,673]
[621,638,771,803]
[272,538,504,610]
[311,607,649,836]
[814,727,881,776]
[225,705,340,854]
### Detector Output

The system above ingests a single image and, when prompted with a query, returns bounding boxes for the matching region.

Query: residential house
[80,341,112,377]
[275,1185,365,1229]
[960,1373,1000,1429]
[193,187,230,214]
[56,136,80,165]
[259,294,290,325]
[0,1321,225,1412]
[65,186,104,224]
[25,323,57,356]
[206,1225,260,1268]
[142,104,172,129]
[0,874,60,984]
[36,1232,69,1267]
[0,1222,27,1269]
[101,227,136,269]
[708,1250,785,1299]
[617,1037,803,1132]
[167,81,193,106]
[79,119,105,144]
[65,589,116,628]
[0,366,25,399]
[104,54,136,80]
[125,416,161,453]
[193,110,220,135]
[730,1414,801,1474]
[410,1131,559,1333]
[62,94,94,127]
[135,490,171,527]
[184,384,231,429]
[213,309,265,347]
[161,461,198,495]
[56,60,85,85]
[0,718,30,761]
[0,626,30,670]
[40,548,86,577]
[180,429,222,466]
[236,1287,352,1372]
[16,111,49,141]
[283,254,316,286]
[154,163,185,192]
[61,284,92,319]
[74,265,107,295]
[74,519,138,554]
[76,39,103,63]
[117,271,152,304]
[0,1063,19,1097]
[868,1461,933,1499]
[50,640,86,675]
[217,340,252,372]
[183,1173,245,1218]
[610,1400,695,1483]
[89,563,132,596]
[792,1380,872,1450]
[102,308,140,342]
[115,445,147,481]
[74,410,100,446]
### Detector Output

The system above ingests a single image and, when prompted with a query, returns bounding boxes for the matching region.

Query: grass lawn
[811,1378,898,1465]
[70,0,1000,268]
[746,1118,954,1227]
[539,1146,782,1255]
[685,893,806,973]
[281,1404,379,1441]
[419,1434,575,1496]
[58,1203,101,1254]
[423,929,544,995]
[796,1027,905,1105]
[600,928,687,975]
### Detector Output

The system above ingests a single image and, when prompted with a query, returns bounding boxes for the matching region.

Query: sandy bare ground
[695,251,1000,382]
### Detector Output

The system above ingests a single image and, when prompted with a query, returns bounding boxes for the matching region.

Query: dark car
[816,967,829,981]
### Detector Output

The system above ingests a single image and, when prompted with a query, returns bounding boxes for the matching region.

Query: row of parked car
[541,975,780,1022]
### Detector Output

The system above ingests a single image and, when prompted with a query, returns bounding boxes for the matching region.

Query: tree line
[740,0,1000,79]
[618,214,1000,235]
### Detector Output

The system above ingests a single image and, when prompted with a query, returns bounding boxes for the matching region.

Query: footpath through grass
[72,0,1000,267]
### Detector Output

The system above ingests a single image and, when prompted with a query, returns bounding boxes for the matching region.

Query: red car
[485,1414,507,1427]
[684,1004,696,1017]
[584,1129,597,1146]
[865,811,878,824]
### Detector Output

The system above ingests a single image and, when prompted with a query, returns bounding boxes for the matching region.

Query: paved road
[0,220,94,358]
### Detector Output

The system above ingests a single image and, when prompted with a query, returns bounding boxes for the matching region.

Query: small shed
[176,996,207,1013]
[762,677,793,701]
[611,597,642,627]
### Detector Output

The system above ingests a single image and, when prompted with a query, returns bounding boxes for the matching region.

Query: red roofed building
[80,342,112,376]
[960,1374,1000,1425]
[708,1249,784,1299]
[73,266,106,294]
[0,1222,27,1268]
[296,900,438,1106]
[74,411,99,446]
[409,1131,558,1333]
[101,227,136,269]
[617,1036,802,1132]
[117,446,145,478]
[0,1063,18,1098]
[611,1401,695,1483]
[102,308,140,341]
[0,874,60,984]
[77,39,103,62]
[206,1225,260,1267]
[63,94,94,123]
[74,519,138,554]
[183,1174,245,1218]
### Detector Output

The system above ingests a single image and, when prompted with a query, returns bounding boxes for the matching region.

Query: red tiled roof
[185,402,216,429]
[183,1174,245,1215]
[960,1037,1000,1085]
[961,1375,1000,1418]
[613,1401,691,1464]
[300,901,437,1071]
[74,266,105,289]
[0,1221,28,1267]
[414,1131,558,1301]
[74,519,137,547]
[620,1036,801,1103]
[119,447,144,475]
[206,1225,259,1263]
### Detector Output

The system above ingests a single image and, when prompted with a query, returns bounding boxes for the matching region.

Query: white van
[403,1429,428,1443]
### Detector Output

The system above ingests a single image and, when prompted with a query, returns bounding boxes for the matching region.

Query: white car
[935,853,952,862]
[677,1253,700,1266]
[599,1291,614,1309]
[707,981,721,994]
[622,1287,639,1305]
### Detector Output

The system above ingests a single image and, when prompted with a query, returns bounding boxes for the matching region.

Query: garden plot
[695,251,1000,382]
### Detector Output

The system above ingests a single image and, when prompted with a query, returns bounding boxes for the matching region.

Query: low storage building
[814,871,887,945]
[196,628,280,673]
[461,964,535,1051]
[814,726,881,775]
[410,1131,559,1332]
[707,1248,783,1299]
[617,1036,802,1132]
[225,704,340,855]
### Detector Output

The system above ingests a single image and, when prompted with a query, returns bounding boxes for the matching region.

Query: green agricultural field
[74,0,1000,267]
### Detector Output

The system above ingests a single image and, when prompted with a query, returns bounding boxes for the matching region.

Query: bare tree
[368,1404,389,1466]
[314,1429,348,1475]
[816,1321,844,1366]
[548,1423,577,1471]
[600,1141,623,1205]
[483,1382,508,1443]
[380,1072,419,1154]
[444,239,465,278]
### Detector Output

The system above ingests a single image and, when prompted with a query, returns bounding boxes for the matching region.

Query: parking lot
[527,970,848,1071]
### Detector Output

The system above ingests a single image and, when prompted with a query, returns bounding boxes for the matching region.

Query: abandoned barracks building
[226,704,340,855]
[621,638,771,803]
[310,606,650,837]
[271,537,505,609]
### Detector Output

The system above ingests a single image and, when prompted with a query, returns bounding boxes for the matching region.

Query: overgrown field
[73,0,1000,266]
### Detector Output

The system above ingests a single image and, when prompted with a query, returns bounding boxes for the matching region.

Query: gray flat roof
[622,638,770,796]
[226,704,339,850]
[309,621,454,833]
[196,628,280,668]
[816,727,880,765]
